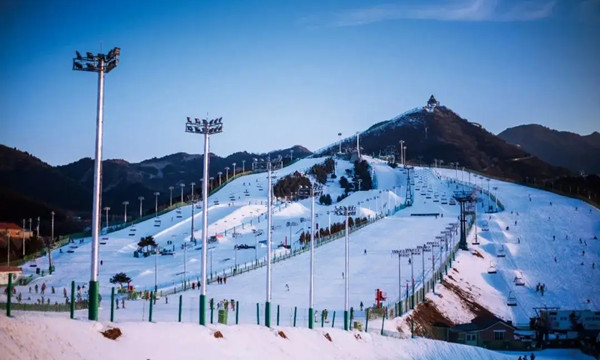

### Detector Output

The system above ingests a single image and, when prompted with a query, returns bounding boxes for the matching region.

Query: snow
[1,156,598,359]
[0,313,516,360]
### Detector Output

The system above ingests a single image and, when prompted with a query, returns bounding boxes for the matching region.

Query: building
[425,95,439,112]
[0,222,32,239]
[0,265,22,285]
[432,315,527,350]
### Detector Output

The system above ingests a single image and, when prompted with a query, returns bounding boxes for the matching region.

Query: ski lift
[507,291,517,306]
[487,261,497,274]
[514,272,525,286]
[497,245,506,258]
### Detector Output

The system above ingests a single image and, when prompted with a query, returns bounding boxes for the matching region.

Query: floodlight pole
[242,160,246,173]
[338,132,342,153]
[356,132,361,159]
[399,140,405,166]
[301,184,321,329]
[335,205,355,330]
[180,184,185,204]
[265,160,274,327]
[138,196,144,218]
[185,115,223,326]
[190,182,196,245]
[122,201,129,223]
[104,207,110,230]
[49,210,54,274]
[73,46,120,321]
[169,186,174,207]
[154,192,160,216]
[22,219,25,257]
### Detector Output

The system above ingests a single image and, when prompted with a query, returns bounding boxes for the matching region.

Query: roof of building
[0,222,23,230]
[451,315,515,333]
[0,266,23,273]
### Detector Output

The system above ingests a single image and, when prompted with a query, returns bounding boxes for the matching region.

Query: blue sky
[1,0,599,165]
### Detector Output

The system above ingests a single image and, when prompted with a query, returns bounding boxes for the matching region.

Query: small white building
[0,266,22,285]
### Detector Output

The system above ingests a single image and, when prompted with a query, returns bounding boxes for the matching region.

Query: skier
[342,272,345,279]
[285,284,289,292]
[364,249,367,255]
[224,275,227,284]
[360,301,364,311]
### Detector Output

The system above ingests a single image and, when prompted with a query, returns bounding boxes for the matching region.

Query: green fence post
[365,309,369,332]
[293,306,297,327]
[332,311,336,328]
[149,292,154,322]
[6,273,12,317]
[277,305,280,326]
[210,298,214,324]
[256,303,260,325]
[178,295,182,322]
[381,306,386,335]
[235,301,239,325]
[110,287,115,322]
[70,281,75,319]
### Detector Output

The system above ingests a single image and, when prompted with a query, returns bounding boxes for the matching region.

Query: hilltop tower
[425,95,439,113]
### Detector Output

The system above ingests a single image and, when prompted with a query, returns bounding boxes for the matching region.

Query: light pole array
[299,183,323,329]
[334,205,356,330]
[138,196,144,218]
[73,45,120,320]
[185,116,223,326]
[122,201,129,223]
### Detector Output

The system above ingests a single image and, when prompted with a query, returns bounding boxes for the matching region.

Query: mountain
[317,100,571,182]
[498,124,600,175]
[0,144,312,226]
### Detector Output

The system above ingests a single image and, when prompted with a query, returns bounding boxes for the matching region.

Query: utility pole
[22,219,26,257]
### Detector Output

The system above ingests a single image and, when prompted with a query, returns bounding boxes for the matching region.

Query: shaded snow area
[1,156,598,360]
[0,313,515,360]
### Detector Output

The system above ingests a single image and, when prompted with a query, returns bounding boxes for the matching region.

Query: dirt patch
[278,330,287,339]
[213,330,224,339]
[405,300,454,338]
[324,333,332,342]
[472,250,484,259]
[442,280,493,318]
[101,327,122,340]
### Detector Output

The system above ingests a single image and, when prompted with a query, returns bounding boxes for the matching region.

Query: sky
[0,0,599,166]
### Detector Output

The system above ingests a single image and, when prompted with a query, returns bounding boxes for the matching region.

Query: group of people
[535,283,546,296]
[517,353,535,360]
[215,298,236,311]
[216,275,227,284]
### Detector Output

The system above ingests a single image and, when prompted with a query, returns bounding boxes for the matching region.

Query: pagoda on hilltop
[425,95,439,113]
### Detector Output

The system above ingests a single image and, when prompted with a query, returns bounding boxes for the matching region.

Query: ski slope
[3,157,599,336]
